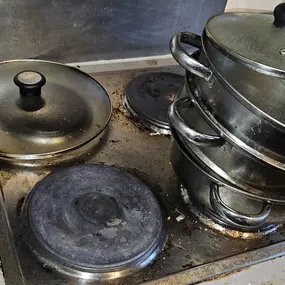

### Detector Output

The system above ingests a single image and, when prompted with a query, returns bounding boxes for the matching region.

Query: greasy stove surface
[1,68,285,285]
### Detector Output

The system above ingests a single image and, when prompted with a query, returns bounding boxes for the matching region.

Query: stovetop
[1,67,285,285]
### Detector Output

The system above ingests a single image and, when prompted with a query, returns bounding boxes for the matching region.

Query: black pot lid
[0,60,111,159]
[124,72,184,133]
[23,164,165,276]
[206,3,285,78]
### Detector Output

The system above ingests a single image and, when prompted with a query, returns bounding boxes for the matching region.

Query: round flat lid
[124,72,184,130]
[0,60,111,157]
[206,6,285,78]
[25,164,164,271]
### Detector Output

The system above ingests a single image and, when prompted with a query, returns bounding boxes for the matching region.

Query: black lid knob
[273,3,285,28]
[14,70,46,97]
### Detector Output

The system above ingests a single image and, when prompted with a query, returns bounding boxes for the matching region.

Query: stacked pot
[168,3,285,235]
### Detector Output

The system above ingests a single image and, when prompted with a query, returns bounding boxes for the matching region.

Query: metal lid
[23,164,165,279]
[206,4,285,78]
[0,60,111,159]
[123,72,184,134]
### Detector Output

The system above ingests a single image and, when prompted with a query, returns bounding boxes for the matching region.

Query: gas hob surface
[1,67,285,285]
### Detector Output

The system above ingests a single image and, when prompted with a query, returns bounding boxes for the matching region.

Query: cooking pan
[169,3,285,169]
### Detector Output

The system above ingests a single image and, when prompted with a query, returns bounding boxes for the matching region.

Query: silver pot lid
[23,164,165,279]
[205,4,285,78]
[0,60,111,159]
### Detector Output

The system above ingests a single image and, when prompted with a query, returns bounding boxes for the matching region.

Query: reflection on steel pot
[170,3,285,79]
[172,114,285,204]
[195,40,285,167]
[169,94,285,192]
[169,3,285,169]
[170,129,285,231]
[0,60,112,167]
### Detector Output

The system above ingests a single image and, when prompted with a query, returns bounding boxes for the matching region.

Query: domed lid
[206,3,285,78]
[0,60,111,160]
[24,164,165,276]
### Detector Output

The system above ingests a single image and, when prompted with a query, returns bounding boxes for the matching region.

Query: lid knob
[14,70,46,97]
[273,3,285,28]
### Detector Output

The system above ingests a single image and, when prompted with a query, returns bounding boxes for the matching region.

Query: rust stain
[147,59,158,66]
[0,170,17,187]
[168,93,176,101]
[1,171,49,197]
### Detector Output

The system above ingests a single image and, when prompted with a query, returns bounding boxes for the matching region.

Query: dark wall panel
[0,0,227,62]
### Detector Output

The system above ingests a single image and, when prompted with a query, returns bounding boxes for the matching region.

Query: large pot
[169,82,285,196]
[0,60,112,167]
[169,3,285,169]
[170,128,285,231]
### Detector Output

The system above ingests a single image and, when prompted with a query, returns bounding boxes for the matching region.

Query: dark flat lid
[26,164,164,270]
[124,72,184,130]
[0,60,111,158]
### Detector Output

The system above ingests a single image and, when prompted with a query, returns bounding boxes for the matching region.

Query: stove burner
[123,72,184,135]
[180,185,279,239]
[22,164,166,280]
[77,193,121,225]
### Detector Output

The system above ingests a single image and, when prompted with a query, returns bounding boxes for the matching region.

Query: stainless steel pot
[169,83,285,196]
[171,106,285,205]
[170,4,285,80]
[195,38,285,168]
[170,129,285,231]
[169,4,285,169]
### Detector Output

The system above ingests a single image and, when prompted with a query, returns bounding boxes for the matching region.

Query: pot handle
[168,97,224,147]
[209,183,271,227]
[169,32,213,82]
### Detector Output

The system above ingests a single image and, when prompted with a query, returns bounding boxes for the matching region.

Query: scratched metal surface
[1,67,285,285]
[0,0,226,62]
[200,254,285,285]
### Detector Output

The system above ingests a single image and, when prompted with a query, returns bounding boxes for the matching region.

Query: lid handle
[14,71,46,97]
[273,3,285,28]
